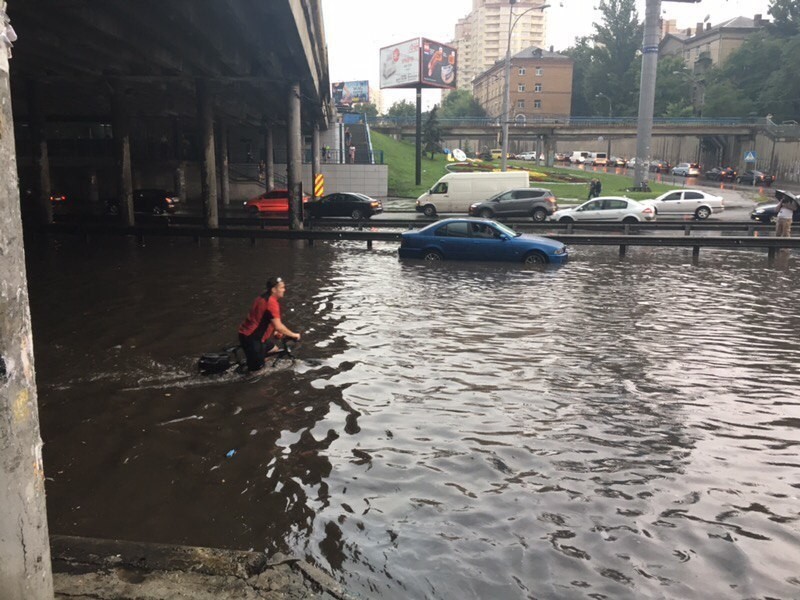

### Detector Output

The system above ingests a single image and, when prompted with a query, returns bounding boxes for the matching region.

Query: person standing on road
[594,179,602,197]
[775,192,798,237]
[587,179,597,200]
[238,277,301,372]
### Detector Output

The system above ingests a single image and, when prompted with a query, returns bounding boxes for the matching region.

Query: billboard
[332,81,370,106]
[380,38,421,89]
[421,39,457,89]
[379,38,457,90]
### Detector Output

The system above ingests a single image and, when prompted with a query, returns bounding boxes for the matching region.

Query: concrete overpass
[10,0,332,229]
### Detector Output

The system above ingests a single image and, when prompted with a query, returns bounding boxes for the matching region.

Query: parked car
[704,166,737,181]
[550,197,655,223]
[306,192,383,220]
[639,189,724,220]
[736,170,774,187]
[398,218,568,265]
[468,188,557,222]
[244,189,309,216]
[649,159,672,173]
[671,163,701,177]
[107,189,179,216]
[517,151,537,161]
[750,189,800,223]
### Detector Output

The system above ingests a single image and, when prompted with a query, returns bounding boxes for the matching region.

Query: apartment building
[452,0,548,91]
[473,47,573,121]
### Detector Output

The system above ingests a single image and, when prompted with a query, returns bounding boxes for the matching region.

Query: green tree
[352,102,378,118]
[563,37,595,115]
[701,80,756,117]
[386,100,416,118]
[439,89,487,118]
[654,56,694,116]
[423,106,442,159]
[768,0,800,36]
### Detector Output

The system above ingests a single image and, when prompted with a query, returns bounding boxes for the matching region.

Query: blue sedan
[398,218,568,265]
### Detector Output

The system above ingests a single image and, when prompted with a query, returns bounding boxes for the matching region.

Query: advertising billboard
[379,38,421,89]
[421,39,457,89]
[332,81,370,106]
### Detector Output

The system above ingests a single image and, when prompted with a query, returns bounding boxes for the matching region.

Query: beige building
[659,14,768,73]
[473,47,573,121]
[452,0,548,91]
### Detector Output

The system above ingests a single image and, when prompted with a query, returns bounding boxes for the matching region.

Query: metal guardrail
[369,116,766,129]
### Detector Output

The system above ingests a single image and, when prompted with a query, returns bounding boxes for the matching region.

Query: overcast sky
[322,0,771,109]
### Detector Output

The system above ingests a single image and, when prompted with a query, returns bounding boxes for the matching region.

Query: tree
[768,0,800,36]
[423,106,442,159]
[701,80,756,118]
[352,102,378,118]
[386,100,416,118]
[654,56,694,116]
[563,37,595,115]
[439,89,487,118]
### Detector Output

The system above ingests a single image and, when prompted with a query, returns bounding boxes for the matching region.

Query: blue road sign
[744,151,757,162]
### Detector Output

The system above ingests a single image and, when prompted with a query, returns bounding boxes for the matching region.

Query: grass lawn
[371,131,677,201]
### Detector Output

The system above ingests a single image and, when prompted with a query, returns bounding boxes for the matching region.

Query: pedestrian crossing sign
[744,151,757,162]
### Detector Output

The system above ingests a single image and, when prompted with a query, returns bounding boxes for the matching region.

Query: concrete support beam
[264,125,274,192]
[196,79,218,228]
[111,80,134,226]
[0,46,55,600]
[218,118,230,207]
[311,123,320,199]
[286,83,303,230]
[27,80,52,225]
[174,164,187,204]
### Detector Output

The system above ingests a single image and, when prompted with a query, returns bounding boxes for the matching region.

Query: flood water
[26,235,800,599]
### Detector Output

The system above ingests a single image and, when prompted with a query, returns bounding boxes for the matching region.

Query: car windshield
[492,221,521,237]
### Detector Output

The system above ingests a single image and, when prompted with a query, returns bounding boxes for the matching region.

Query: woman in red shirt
[238,277,301,371]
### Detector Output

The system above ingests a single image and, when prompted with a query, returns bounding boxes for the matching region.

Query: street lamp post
[501,1,550,171]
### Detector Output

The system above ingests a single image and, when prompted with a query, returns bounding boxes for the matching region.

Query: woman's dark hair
[264,277,283,297]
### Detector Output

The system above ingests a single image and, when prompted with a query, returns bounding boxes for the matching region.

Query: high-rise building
[452,0,548,92]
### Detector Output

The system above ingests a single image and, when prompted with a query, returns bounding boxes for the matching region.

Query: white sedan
[550,196,656,223]
[639,189,724,220]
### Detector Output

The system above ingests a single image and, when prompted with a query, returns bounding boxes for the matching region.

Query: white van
[589,152,608,166]
[570,150,591,164]
[415,171,530,216]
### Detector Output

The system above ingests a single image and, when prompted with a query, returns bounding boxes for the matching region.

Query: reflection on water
[27,237,800,599]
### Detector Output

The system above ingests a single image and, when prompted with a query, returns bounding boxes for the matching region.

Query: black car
[750,189,800,223]
[306,192,383,220]
[107,189,179,216]
[468,188,558,222]
[737,170,774,187]
[704,166,737,181]
[649,159,671,173]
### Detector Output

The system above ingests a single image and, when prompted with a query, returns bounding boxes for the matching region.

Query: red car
[244,189,309,216]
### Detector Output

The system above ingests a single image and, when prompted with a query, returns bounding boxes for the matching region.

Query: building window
[517,99,525,109]
[518,84,525,92]
[534,100,542,109]
[518,67,526,76]
[536,67,543,76]
[534,83,542,92]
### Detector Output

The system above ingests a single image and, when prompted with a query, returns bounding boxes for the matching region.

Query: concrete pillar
[0,45,55,600]
[27,80,52,225]
[264,125,274,192]
[196,79,218,228]
[286,83,303,230]
[544,136,555,167]
[633,0,661,187]
[174,164,186,204]
[111,80,134,226]
[311,123,321,199]
[218,118,230,208]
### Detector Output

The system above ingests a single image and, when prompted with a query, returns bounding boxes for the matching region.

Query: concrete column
[311,123,321,199]
[196,79,218,228]
[218,118,230,208]
[264,126,274,192]
[286,83,303,230]
[544,136,555,167]
[27,80,52,225]
[174,164,186,204]
[633,0,661,187]
[111,80,134,226]
[0,47,55,600]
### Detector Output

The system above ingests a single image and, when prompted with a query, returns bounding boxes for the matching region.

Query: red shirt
[238,294,281,342]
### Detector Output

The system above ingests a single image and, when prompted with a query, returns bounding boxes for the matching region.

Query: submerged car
[468,188,557,222]
[244,189,309,216]
[550,197,655,223]
[107,189,179,216]
[639,189,724,220]
[306,192,383,219]
[398,218,568,265]
[704,166,737,181]
[737,170,774,187]
[649,159,672,173]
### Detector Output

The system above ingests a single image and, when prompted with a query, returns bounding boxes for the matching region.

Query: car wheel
[531,207,548,222]
[423,249,443,261]
[558,216,574,223]
[622,216,638,224]
[247,206,260,217]
[479,208,493,219]
[523,251,547,265]
[351,209,363,220]
[423,205,436,217]
[152,205,164,216]
[695,206,711,220]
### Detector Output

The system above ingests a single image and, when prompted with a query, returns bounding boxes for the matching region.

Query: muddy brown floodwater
[25,235,800,599]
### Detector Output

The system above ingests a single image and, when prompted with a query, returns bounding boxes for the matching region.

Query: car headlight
[754,209,765,214]
[554,246,567,255]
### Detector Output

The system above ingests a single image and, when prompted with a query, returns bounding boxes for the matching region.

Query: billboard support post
[415,86,422,186]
